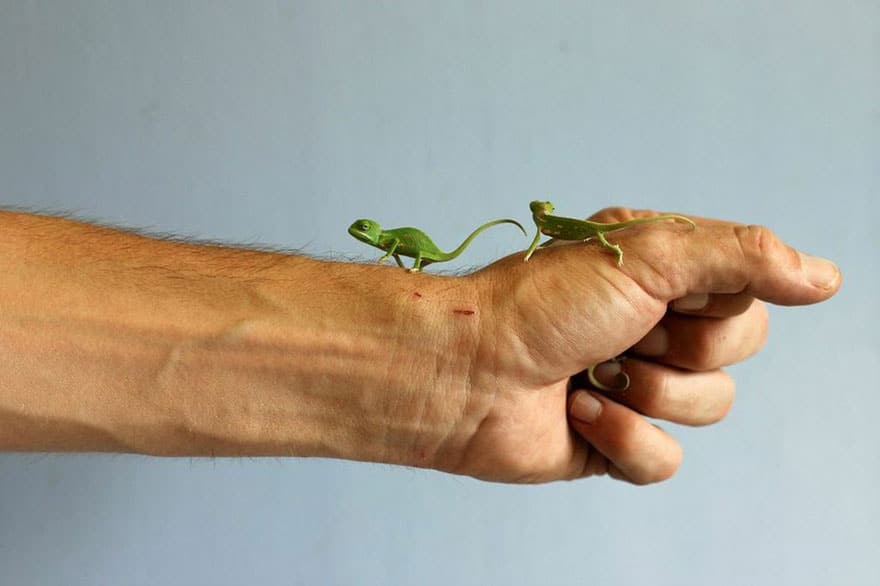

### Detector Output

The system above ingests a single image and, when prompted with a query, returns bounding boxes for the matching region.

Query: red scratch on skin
[413,291,423,299]
[453,309,475,316]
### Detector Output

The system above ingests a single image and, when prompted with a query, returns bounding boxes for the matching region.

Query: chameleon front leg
[523,227,544,261]
[392,254,405,268]
[532,230,623,264]
[595,231,625,266]
[377,239,401,264]
[408,251,424,273]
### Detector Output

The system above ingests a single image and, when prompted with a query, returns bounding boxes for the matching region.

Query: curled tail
[445,219,527,260]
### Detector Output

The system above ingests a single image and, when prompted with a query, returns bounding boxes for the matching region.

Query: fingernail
[672,293,709,312]
[570,391,602,423]
[633,325,669,356]
[799,252,840,290]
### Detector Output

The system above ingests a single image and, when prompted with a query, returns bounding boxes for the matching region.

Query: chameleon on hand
[523,200,696,265]
[348,217,526,272]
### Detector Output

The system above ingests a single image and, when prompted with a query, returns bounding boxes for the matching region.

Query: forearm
[0,211,478,463]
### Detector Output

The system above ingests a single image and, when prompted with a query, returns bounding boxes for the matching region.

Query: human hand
[425,208,841,484]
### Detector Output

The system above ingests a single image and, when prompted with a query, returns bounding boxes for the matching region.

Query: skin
[524,200,696,264]
[0,209,841,484]
[348,218,526,271]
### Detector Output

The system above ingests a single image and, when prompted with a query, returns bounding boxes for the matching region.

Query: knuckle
[591,206,635,223]
[733,224,774,257]
[592,206,665,222]
[733,224,798,269]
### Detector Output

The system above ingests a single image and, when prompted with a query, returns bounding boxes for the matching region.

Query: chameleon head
[348,219,382,244]
[529,200,554,215]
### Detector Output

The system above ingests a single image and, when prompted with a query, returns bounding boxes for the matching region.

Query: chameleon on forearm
[348,217,526,272]
[523,200,696,265]
[523,200,695,391]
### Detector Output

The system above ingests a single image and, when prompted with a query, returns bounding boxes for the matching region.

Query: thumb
[555,220,841,306]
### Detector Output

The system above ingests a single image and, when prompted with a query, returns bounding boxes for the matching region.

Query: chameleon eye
[361,223,370,231]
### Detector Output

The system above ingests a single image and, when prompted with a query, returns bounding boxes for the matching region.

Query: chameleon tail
[444,219,527,261]
[595,214,696,232]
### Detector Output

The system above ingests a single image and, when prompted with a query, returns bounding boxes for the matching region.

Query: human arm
[0,209,476,464]
[0,208,841,484]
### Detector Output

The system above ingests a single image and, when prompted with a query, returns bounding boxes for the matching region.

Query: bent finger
[591,359,736,426]
[632,300,770,371]
[568,390,682,485]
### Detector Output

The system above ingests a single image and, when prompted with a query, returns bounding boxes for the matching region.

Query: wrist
[321,266,484,469]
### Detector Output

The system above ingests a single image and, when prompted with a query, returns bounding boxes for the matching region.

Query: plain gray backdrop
[1,2,877,585]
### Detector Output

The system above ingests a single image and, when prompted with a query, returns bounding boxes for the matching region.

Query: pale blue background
[1,2,878,585]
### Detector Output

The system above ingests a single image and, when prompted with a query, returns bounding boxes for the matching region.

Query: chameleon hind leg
[595,231,625,265]
[392,254,405,268]
[408,252,424,273]
[378,239,401,264]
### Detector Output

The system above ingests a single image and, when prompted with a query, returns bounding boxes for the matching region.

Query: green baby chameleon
[348,217,526,272]
[523,200,696,265]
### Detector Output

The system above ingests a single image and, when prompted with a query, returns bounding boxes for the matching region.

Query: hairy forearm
[0,211,478,462]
